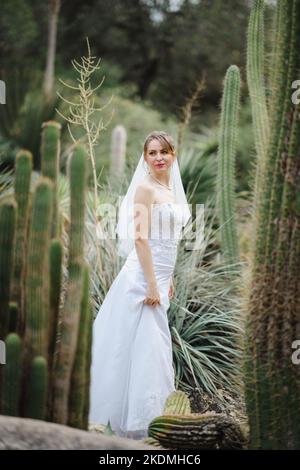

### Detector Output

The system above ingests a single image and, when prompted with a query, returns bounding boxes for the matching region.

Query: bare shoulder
[134,181,155,205]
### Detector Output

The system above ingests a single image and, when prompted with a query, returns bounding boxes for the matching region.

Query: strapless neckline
[152,201,176,209]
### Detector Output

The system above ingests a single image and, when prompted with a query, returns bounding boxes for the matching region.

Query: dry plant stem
[177,77,205,156]
[56,36,115,274]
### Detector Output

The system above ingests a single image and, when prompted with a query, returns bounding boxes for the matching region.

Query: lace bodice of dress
[148,202,184,249]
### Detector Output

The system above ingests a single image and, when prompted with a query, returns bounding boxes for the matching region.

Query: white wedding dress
[88,201,184,440]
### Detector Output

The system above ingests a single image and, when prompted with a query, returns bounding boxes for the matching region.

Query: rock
[0,415,156,450]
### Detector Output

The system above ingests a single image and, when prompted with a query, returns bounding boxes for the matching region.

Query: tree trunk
[43,0,61,101]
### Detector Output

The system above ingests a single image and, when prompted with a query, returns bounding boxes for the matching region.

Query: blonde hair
[143,131,176,156]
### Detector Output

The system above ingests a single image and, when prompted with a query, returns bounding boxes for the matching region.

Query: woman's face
[144,139,175,175]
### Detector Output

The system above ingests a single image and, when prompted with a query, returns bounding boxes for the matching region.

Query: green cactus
[25,356,48,420]
[255,0,297,267]
[246,0,270,207]
[163,390,191,415]
[0,198,17,340]
[0,122,93,428]
[82,302,94,430]
[11,150,32,336]
[68,263,91,429]
[51,145,88,424]
[41,121,61,238]
[68,145,88,266]
[216,64,240,268]
[8,301,18,334]
[2,333,22,416]
[143,390,192,447]
[24,177,53,360]
[52,260,84,424]
[243,0,300,450]
[48,238,63,365]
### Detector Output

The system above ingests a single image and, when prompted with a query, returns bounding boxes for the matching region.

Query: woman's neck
[148,172,171,187]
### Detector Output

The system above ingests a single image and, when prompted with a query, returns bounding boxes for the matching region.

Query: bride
[88,130,191,440]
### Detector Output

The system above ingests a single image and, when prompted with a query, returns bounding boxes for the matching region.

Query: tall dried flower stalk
[56,37,114,271]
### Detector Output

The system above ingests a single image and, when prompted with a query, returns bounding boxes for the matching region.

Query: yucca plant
[168,201,244,404]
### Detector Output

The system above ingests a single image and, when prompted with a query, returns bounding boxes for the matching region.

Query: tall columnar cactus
[24,178,54,360]
[11,150,32,335]
[48,238,63,368]
[8,302,18,334]
[41,121,62,239]
[0,198,17,340]
[1,333,22,416]
[0,120,93,429]
[68,145,88,265]
[52,260,84,424]
[82,302,94,430]
[243,0,300,450]
[25,356,48,420]
[110,124,127,180]
[68,264,92,429]
[216,65,240,268]
[51,145,88,424]
[246,0,270,207]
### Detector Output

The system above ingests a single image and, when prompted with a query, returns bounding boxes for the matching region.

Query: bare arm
[169,274,175,299]
[133,184,160,306]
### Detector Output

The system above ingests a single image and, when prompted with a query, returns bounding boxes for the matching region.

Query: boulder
[0,415,156,450]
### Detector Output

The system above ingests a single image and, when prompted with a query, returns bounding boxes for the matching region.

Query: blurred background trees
[1,0,275,190]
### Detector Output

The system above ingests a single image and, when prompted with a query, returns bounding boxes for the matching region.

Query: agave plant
[168,199,244,403]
